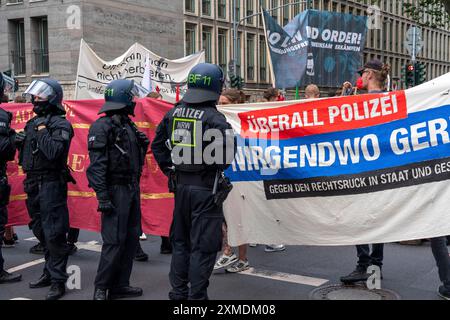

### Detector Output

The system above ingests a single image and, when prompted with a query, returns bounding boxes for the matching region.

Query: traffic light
[405,63,416,88]
[414,62,427,85]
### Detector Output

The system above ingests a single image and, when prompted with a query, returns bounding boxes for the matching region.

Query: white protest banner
[219,72,450,246]
[75,39,205,103]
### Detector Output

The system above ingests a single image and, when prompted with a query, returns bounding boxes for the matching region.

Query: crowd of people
[0,59,449,301]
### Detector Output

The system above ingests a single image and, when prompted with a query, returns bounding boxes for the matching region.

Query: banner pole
[74,39,84,99]
[261,8,276,88]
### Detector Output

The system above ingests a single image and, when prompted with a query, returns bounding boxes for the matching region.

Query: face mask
[7,111,12,124]
[126,102,136,116]
[356,77,364,90]
[32,97,49,116]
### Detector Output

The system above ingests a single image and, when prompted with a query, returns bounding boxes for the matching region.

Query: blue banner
[263,9,368,89]
[226,105,450,182]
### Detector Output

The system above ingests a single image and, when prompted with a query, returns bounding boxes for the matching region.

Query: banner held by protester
[219,72,450,246]
[75,39,205,103]
[263,9,368,89]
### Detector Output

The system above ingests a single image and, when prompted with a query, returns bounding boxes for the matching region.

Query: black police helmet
[98,79,139,114]
[182,63,225,104]
[23,78,65,113]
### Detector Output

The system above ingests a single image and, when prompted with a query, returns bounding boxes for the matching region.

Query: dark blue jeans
[430,237,450,289]
[356,244,384,268]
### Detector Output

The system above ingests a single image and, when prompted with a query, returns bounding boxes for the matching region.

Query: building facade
[0,0,184,98]
[184,0,450,97]
[0,0,449,100]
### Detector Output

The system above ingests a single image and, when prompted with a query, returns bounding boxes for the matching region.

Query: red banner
[3,98,174,236]
[238,91,407,139]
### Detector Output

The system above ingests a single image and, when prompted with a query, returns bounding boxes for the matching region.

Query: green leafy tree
[403,0,450,28]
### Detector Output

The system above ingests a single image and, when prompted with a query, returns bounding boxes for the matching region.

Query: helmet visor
[23,80,56,102]
[1,73,15,94]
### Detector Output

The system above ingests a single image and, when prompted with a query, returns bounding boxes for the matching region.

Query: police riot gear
[19,79,73,299]
[0,75,22,284]
[0,72,14,99]
[182,63,225,104]
[151,63,236,300]
[98,79,147,115]
[23,78,65,115]
[87,79,149,300]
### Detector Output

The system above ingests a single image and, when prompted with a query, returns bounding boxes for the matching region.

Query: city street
[0,227,447,301]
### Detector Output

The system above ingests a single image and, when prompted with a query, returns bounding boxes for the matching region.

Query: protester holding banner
[263,88,280,102]
[214,88,250,273]
[304,84,321,99]
[18,78,74,300]
[87,79,149,301]
[0,72,22,284]
[340,59,390,284]
[152,63,236,300]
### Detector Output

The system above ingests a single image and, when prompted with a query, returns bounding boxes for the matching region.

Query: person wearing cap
[340,59,390,285]
[0,72,22,284]
[151,63,236,300]
[87,79,149,300]
[17,78,74,300]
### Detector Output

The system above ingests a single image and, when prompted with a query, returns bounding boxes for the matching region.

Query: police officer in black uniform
[0,72,22,284]
[17,78,74,300]
[87,79,149,300]
[152,63,235,300]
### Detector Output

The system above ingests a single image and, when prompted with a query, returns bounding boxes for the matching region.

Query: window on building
[217,0,227,19]
[271,0,279,21]
[246,0,254,25]
[9,19,26,75]
[218,29,228,72]
[185,0,195,13]
[202,26,213,63]
[234,0,241,21]
[259,0,267,26]
[32,17,49,74]
[247,34,255,80]
[185,23,197,55]
[237,32,242,77]
[202,0,211,16]
[292,1,301,16]
[282,0,289,26]
[259,35,267,82]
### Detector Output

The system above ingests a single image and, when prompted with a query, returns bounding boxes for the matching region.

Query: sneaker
[264,244,286,252]
[340,266,370,284]
[225,260,250,273]
[2,238,15,248]
[13,233,19,243]
[214,253,238,270]
[29,243,46,255]
[248,243,258,247]
[139,233,147,241]
[437,285,450,300]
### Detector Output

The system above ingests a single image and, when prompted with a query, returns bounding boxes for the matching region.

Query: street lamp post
[232,0,309,79]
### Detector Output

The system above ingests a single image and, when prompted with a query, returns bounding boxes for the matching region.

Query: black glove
[164,168,176,193]
[15,131,26,147]
[34,117,49,130]
[137,130,150,150]
[97,199,115,214]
